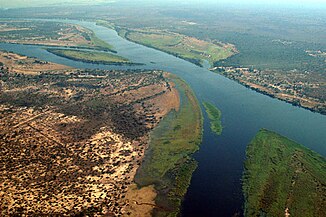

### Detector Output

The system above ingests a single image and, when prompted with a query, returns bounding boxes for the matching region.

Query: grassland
[119,28,236,67]
[203,101,222,135]
[135,74,203,216]
[46,48,139,65]
[243,129,326,217]
[88,31,116,52]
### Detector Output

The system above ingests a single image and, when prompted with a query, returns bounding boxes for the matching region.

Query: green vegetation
[88,31,115,52]
[203,101,222,135]
[46,48,139,65]
[120,29,235,67]
[0,20,115,52]
[95,20,115,29]
[213,33,326,73]
[135,74,203,217]
[243,129,326,217]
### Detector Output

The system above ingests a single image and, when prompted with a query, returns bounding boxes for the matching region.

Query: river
[0,20,325,217]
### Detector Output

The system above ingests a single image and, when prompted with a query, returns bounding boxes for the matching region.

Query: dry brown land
[0,21,113,51]
[0,51,71,75]
[0,21,91,47]
[0,54,179,216]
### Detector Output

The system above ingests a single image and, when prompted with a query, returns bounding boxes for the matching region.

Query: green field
[135,74,203,216]
[119,29,235,67]
[243,129,326,217]
[203,101,222,135]
[46,49,137,65]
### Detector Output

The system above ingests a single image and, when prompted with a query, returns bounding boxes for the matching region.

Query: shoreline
[134,73,203,217]
[46,48,144,66]
[1,41,117,53]
[114,27,206,67]
[218,73,326,115]
[96,22,325,116]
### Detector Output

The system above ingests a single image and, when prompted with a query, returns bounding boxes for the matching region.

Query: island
[115,27,236,67]
[243,129,326,217]
[46,48,142,65]
[203,101,222,135]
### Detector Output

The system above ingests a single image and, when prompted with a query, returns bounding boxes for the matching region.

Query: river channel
[0,20,325,217]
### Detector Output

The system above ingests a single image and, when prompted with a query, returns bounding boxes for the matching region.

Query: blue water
[0,20,325,217]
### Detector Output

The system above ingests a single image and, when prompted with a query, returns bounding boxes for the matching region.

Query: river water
[0,20,325,217]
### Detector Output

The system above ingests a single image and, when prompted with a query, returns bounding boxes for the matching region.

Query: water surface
[0,20,325,217]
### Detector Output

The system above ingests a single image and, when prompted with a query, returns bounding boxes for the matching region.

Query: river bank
[0,19,325,217]
[0,47,187,215]
[219,73,326,115]
[135,74,203,217]
[111,26,235,68]
[96,22,325,116]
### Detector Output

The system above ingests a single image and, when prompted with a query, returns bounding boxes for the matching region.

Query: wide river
[0,20,325,217]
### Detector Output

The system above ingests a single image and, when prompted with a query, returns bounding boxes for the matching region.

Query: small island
[203,101,222,135]
[46,48,142,65]
[243,129,326,217]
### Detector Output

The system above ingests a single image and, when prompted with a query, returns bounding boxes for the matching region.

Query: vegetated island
[0,50,183,216]
[115,27,236,67]
[0,20,116,52]
[243,129,326,217]
[46,48,142,66]
[203,101,222,135]
[135,73,203,217]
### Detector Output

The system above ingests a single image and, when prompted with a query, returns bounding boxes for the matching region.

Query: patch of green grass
[121,29,235,67]
[135,74,203,216]
[89,32,115,52]
[46,48,138,65]
[203,101,222,135]
[243,129,326,217]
